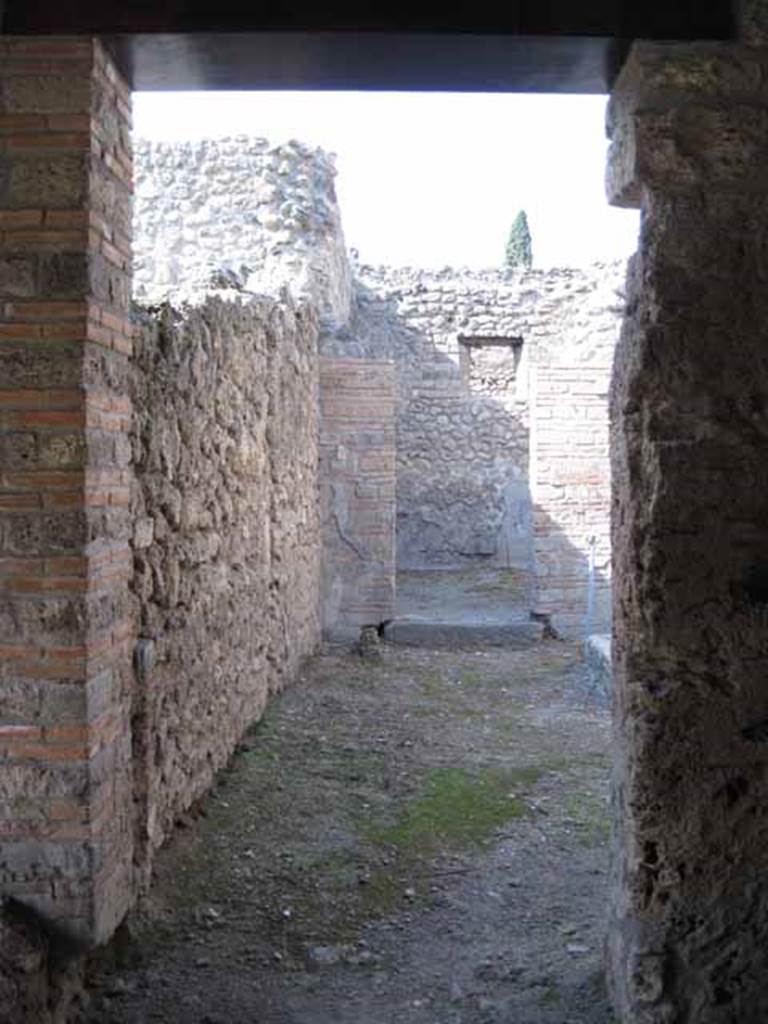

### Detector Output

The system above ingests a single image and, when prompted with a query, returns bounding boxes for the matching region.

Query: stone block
[88,252,131,314]
[132,516,154,550]
[0,73,91,114]
[37,431,88,470]
[0,254,36,298]
[607,43,768,207]
[3,510,87,556]
[81,342,131,394]
[0,341,83,389]
[738,0,768,44]
[0,901,49,1024]
[38,251,88,299]
[0,431,36,469]
[4,155,88,209]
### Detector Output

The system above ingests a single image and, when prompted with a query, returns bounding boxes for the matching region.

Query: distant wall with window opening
[134,138,625,639]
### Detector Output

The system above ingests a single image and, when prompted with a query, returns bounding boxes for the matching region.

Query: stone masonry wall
[322,269,531,571]
[130,295,321,870]
[133,138,353,328]
[322,264,623,629]
[132,138,624,637]
[606,41,768,1022]
[320,358,396,640]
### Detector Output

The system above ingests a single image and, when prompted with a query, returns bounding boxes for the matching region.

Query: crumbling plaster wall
[129,294,321,871]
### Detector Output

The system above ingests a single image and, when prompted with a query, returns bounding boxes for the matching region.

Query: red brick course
[0,37,134,946]
[320,358,396,638]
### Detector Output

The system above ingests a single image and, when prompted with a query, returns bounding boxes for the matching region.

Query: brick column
[607,43,768,1022]
[0,39,134,945]
[319,358,396,640]
[530,362,612,639]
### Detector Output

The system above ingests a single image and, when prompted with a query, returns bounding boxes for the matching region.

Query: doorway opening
[93,90,636,1022]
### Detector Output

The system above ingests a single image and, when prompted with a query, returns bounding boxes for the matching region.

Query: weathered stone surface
[737,0,768,44]
[2,155,89,209]
[132,136,622,639]
[133,138,353,327]
[0,903,49,1024]
[130,295,321,875]
[607,43,768,207]
[322,262,622,636]
[607,40,768,1024]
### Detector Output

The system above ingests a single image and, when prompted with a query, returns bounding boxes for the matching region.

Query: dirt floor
[84,638,614,1024]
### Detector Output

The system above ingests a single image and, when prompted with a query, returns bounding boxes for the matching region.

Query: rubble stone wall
[322,263,623,633]
[133,138,353,328]
[130,295,321,872]
[132,138,624,637]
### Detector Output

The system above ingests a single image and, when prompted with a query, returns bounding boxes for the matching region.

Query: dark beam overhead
[111,33,623,94]
[1,2,735,93]
[2,1,734,39]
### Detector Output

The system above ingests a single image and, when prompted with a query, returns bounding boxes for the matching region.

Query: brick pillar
[319,358,396,640]
[0,38,134,945]
[607,43,768,1022]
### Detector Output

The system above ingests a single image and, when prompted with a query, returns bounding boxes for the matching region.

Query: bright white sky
[134,91,639,270]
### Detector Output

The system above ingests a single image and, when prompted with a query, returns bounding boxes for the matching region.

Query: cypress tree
[505,209,533,270]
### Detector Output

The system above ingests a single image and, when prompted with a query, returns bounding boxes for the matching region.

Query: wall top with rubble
[348,260,626,367]
[133,136,626,358]
[133,136,353,326]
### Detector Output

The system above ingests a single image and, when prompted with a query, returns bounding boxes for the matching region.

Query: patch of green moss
[358,867,408,917]
[363,765,541,858]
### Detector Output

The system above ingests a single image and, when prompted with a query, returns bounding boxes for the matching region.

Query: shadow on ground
[85,640,613,1024]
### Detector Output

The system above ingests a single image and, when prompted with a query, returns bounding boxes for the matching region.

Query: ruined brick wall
[133,138,353,328]
[321,269,531,571]
[322,264,623,619]
[130,295,321,869]
[319,359,396,639]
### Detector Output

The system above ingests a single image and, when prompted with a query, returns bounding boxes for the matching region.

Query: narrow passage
[86,641,612,1024]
